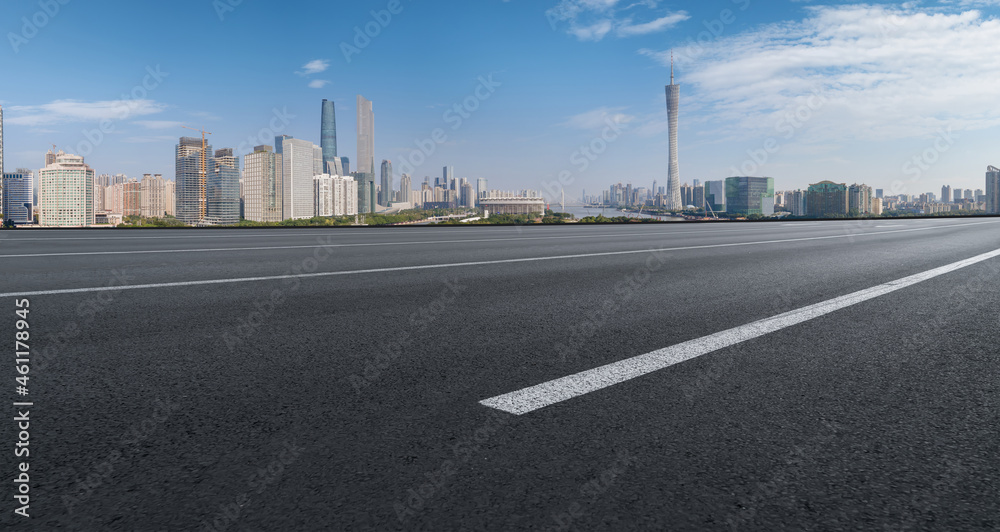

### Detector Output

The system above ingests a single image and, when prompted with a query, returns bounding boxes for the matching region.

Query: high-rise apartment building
[356,95,375,175]
[941,185,952,205]
[244,145,283,223]
[39,153,95,226]
[140,173,165,218]
[665,57,682,210]
[848,184,873,215]
[208,148,240,225]
[321,99,338,173]
[725,176,775,217]
[176,137,211,225]
[807,181,848,218]
[281,137,320,220]
[123,179,142,217]
[164,180,176,217]
[314,174,358,217]
[2,170,33,224]
[380,159,392,205]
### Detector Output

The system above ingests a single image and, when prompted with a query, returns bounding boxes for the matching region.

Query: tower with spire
[665,52,682,210]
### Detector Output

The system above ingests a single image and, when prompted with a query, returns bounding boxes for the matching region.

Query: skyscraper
[705,180,725,213]
[39,153,95,226]
[380,159,392,206]
[986,166,1000,214]
[476,178,488,204]
[2,170,33,225]
[176,137,211,225]
[208,148,240,225]
[140,173,165,218]
[941,185,952,205]
[665,55,682,210]
[0,105,4,211]
[399,173,412,204]
[321,99,338,173]
[356,95,375,175]
[281,137,320,220]
[244,145,283,223]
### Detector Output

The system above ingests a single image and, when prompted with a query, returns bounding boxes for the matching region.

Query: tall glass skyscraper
[208,148,240,225]
[356,95,374,175]
[321,99,338,174]
[986,166,1000,214]
[380,159,392,205]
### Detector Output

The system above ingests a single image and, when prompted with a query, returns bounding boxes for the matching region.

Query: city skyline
[2,2,1000,196]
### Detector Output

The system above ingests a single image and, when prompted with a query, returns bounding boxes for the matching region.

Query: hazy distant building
[725,176,775,217]
[164,180,176,217]
[987,166,1000,214]
[399,173,412,204]
[2,169,33,225]
[941,185,952,205]
[807,181,848,218]
[476,178,488,204]
[244,145,283,223]
[356,95,375,175]
[39,153,95,226]
[321,99,338,173]
[461,182,476,208]
[786,189,806,216]
[848,184,873,215]
[379,160,393,206]
[354,172,377,214]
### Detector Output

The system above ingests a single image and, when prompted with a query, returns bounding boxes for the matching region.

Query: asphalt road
[2,218,1000,531]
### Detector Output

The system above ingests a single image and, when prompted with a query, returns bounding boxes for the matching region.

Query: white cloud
[561,106,635,130]
[296,59,330,76]
[308,79,330,89]
[547,0,688,41]
[134,120,185,130]
[6,99,166,126]
[641,5,1000,142]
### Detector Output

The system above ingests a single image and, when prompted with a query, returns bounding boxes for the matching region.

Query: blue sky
[3,0,1000,200]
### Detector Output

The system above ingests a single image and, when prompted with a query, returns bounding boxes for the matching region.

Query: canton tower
[665,53,682,210]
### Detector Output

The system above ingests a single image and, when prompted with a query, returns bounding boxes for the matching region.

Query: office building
[244,145,283,223]
[354,172,377,214]
[176,137,211,225]
[705,180,725,213]
[665,57,682,209]
[321,99,338,174]
[725,176,775,216]
[39,153,95,227]
[461,182,476,208]
[2,169,33,224]
[281,137,320,220]
[807,181,848,218]
[476,178,488,203]
[875,189,884,199]
[207,148,240,225]
[356,95,374,175]
[380,159,392,206]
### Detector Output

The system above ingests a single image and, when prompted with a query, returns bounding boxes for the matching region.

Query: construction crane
[182,126,212,220]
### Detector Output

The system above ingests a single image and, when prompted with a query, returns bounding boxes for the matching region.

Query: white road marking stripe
[479,246,1000,415]
[2,220,997,298]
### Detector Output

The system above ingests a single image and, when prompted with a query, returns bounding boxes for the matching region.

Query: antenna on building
[670,50,674,85]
